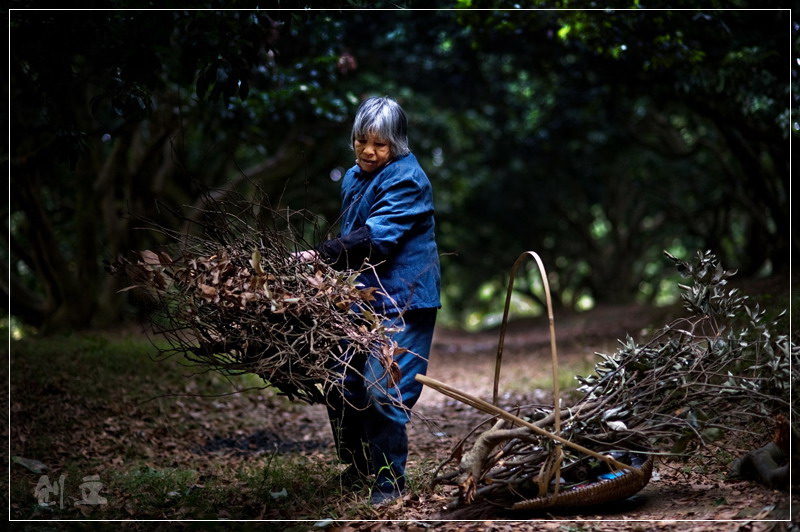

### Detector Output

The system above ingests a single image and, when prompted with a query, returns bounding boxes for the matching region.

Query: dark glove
[317,225,375,270]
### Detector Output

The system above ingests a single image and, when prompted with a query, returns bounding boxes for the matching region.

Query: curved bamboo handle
[492,251,561,436]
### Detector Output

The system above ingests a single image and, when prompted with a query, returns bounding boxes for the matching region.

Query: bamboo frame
[415,250,644,483]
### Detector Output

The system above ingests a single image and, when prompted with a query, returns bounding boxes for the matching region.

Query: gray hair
[351,96,410,158]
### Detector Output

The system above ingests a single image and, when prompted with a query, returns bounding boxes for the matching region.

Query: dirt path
[11,301,794,529]
[392,304,794,528]
[239,302,795,528]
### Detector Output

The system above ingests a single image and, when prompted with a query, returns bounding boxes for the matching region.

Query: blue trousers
[326,308,437,491]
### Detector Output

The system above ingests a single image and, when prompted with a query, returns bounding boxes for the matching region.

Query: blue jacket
[320,153,441,315]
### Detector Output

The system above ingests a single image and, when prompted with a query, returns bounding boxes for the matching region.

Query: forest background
[7,3,794,333]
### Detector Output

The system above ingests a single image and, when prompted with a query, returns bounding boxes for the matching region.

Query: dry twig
[107,189,401,405]
[423,250,794,510]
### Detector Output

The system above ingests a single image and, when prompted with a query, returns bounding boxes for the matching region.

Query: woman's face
[354,132,392,173]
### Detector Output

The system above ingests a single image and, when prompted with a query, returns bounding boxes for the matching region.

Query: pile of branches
[108,191,399,404]
[429,251,794,510]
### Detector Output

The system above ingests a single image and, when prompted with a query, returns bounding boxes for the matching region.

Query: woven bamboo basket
[417,251,655,511]
[511,453,654,511]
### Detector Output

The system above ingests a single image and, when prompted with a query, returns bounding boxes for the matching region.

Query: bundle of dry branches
[108,190,399,404]
[425,251,794,511]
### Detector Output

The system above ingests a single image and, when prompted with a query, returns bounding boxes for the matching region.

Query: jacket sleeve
[365,171,432,258]
[316,225,377,270]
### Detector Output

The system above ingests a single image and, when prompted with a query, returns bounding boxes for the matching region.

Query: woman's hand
[291,250,319,262]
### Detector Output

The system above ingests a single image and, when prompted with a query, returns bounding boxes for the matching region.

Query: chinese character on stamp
[34,474,65,509]
[75,474,108,506]
[33,473,108,509]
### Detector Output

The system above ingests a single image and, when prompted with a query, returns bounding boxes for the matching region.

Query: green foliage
[9,6,790,330]
[436,7,789,323]
[115,466,198,509]
[430,249,793,510]
[574,250,792,454]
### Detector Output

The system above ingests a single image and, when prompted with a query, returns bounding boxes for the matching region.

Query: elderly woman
[299,96,441,504]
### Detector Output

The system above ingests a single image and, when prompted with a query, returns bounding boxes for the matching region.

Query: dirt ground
[10,297,796,530]
[404,305,794,529]
[216,302,797,530]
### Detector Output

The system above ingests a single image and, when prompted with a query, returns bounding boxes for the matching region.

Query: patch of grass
[10,324,370,520]
[405,457,440,495]
[11,332,280,404]
[9,331,303,519]
[12,333,173,397]
[244,455,316,499]
[98,453,361,521]
[242,455,347,516]
[12,439,356,521]
[114,465,198,511]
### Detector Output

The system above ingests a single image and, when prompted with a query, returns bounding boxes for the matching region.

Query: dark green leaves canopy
[8,5,792,330]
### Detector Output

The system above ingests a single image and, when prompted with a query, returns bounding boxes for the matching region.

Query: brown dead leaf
[389,361,402,389]
[75,504,94,517]
[359,286,379,302]
[199,284,217,298]
[140,250,161,265]
[461,473,477,505]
